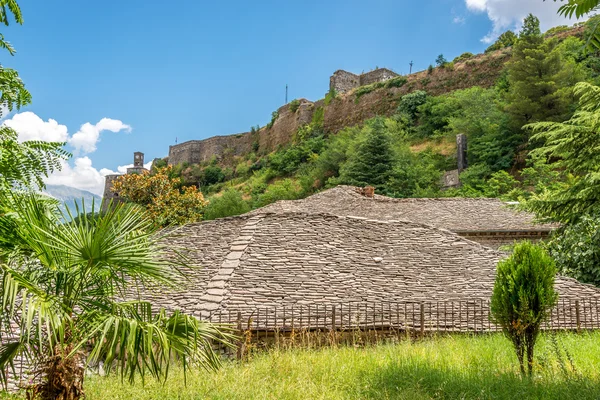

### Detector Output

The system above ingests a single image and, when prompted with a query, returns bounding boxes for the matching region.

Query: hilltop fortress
[167,68,401,166]
[167,51,511,166]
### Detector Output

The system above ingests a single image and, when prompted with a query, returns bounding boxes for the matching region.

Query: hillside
[165,25,585,166]
[132,17,599,226]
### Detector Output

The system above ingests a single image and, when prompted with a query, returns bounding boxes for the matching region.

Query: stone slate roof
[248,185,556,233]
[151,212,598,320]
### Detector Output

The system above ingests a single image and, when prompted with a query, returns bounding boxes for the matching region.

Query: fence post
[331,306,336,331]
[420,303,425,338]
[575,300,581,332]
[236,311,244,360]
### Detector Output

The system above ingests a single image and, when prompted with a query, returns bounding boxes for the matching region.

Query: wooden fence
[212,298,600,334]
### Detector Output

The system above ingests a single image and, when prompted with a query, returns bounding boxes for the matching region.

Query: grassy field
[3,332,600,399]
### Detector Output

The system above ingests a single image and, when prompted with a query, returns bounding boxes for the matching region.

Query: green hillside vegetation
[161,16,600,207]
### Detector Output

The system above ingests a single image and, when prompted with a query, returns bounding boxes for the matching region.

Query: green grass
[4,332,600,399]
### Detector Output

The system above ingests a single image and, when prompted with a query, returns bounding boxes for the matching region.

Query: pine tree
[504,15,575,131]
[339,118,395,192]
[520,13,541,38]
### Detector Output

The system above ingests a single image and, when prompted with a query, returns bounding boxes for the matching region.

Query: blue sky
[2,0,576,195]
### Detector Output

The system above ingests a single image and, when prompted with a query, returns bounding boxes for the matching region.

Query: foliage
[396,90,427,122]
[289,99,300,113]
[504,26,577,131]
[523,82,600,223]
[311,106,324,128]
[337,118,395,193]
[485,30,517,53]
[266,110,279,129]
[204,189,250,220]
[354,77,408,101]
[427,64,434,74]
[0,127,70,191]
[112,166,208,227]
[253,178,302,208]
[435,54,447,67]
[268,136,325,176]
[557,0,600,50]
[453,52,474,63]
[519,14,541,38]
[324,87,337,106]
[490,242,558,376]
[0,193,233,398]
[547,213,600,286]
[388,148,441,198]
[0,0,30,115]
[197,165,226,187]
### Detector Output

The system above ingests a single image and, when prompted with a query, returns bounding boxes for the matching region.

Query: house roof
[248,186,556,233]
[150,212,598,320]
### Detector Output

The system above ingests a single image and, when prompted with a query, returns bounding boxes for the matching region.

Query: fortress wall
[168,133,253,166]
[329,70,359,93]
[359,68,398,86]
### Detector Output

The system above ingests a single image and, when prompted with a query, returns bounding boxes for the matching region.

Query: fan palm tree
[0,192,233,400]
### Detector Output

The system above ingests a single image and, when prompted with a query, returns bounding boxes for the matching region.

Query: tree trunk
[31,345,85,400]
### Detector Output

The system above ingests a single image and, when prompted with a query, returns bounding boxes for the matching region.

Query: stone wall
[168,133,253,165]
[329,70,359,94]
[359,68,398,86]
[168,99,316,165]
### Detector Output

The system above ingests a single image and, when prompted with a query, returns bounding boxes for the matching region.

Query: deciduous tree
[111,166,208,227]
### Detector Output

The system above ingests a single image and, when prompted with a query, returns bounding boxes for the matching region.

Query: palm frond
[75,301,235,384]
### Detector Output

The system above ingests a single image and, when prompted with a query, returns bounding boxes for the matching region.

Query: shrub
[311,107,324,128]
[324,87,337,105]
[204,189,251,220]
[253,179,302,208]
[453,52,474,63]
[289,99,300,113]
[267,110,279,129]
[427,65,434,74]
[490,242,558,376]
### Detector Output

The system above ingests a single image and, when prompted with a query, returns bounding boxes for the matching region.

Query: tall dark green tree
[504,15,576,131]
[338,118,395,192]
[519,13,541,38]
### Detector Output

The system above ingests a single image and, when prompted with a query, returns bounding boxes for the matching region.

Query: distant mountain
[43,185,102,216]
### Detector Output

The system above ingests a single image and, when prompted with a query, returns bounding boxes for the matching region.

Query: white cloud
[3,111,69,142]
[2,111,137,196]
[46,159,153,196]
[453,16,466,24]
[465,0,588,43]
[68,118,131,154]
[45,157,110,196]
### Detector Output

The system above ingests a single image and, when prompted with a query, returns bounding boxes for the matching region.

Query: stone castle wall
[169,134,253,166]
[169,99,316,165]
[329,70,360,94]
[359,68,398,86]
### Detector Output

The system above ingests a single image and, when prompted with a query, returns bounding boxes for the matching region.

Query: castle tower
[102,151,148,211]
[127,152,146,174]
